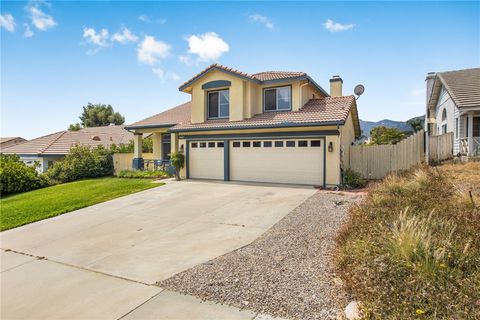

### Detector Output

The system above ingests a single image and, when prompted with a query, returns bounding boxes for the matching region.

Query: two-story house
[125,64,360,187]
[425,67,480,158]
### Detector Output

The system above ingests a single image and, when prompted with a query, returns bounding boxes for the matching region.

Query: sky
[1,1,479,139]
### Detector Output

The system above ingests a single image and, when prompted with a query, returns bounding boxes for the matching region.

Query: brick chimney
[330,75,343,97]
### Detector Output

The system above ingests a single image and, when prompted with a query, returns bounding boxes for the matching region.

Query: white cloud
[83,27,109,47]
[137,35,171,65]
[248,13,274,30]
[111,26,138,44]
[185,32,229,61]
[178,54,194,66]
[138,14,150,23]
[27,3,56,31]
[23,23,34,37]
[0,13,16,32]
[152,68,181,82]
[139,15,166,25]
[323,19,354,32]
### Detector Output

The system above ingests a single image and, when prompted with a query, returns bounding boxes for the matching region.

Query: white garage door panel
[189,142,224,180]
[230,140,324,185]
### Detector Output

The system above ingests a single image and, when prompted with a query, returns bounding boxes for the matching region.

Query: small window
[200,142,207,148]
[455,118,458,139]
[263,141,272,147]
[442,109,447,121]
[233,142,241,148]
[242,141,251,148]
[253,141,261,147]
[298,140,308,147]
[311,140,321,147]
[286,141,295,147]
[191,142,198,148]
[208,90,229,119]
[208,142,215,148]
[264,86,292,111]
[442,124,447,134]
[217,142,224,148]
[275,141,284,147]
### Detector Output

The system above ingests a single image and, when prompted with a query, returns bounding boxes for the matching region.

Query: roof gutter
[168,120,345,133]
[124,124,175,131]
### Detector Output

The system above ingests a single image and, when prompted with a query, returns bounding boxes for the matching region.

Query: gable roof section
[2,125,134,156]
[428,68,480,110]
[170,96,360,137]
[0,137,27,144]
[178,63,329,96]
[125,102,191,129]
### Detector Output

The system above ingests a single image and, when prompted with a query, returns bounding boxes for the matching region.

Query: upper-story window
[264,86,292,112]
[208,90,229,119]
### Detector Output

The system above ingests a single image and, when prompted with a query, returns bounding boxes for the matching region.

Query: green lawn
[0,177,163,231]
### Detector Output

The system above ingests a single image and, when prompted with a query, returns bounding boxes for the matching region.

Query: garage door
[189,141,224,180]
[230,139,324,185]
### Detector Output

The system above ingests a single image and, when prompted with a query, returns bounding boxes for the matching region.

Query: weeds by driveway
[161,191,361,320]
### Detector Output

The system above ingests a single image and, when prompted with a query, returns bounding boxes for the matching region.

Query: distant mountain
[360,117,423,137]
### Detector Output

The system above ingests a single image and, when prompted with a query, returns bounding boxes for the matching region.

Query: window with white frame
[208,90,229,119]
[264,86,292,111]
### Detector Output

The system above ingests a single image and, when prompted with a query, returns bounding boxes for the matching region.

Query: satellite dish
[354,84,365,98]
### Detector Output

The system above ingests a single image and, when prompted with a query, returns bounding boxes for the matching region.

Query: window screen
[275,141,284,147]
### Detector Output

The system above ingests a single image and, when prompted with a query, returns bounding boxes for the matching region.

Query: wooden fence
[113,153,153,173]
[428,132,454,163]
[349,130,425,179]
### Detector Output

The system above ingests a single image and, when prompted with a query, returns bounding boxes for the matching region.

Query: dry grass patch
[335,163,480,319]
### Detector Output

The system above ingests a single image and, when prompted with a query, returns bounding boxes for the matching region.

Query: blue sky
[1,1,479,139]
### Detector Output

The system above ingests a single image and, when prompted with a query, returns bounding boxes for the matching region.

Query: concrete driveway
[1,180,315,319]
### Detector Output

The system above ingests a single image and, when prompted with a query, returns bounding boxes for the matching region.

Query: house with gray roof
[2,125,134,172]
[425,67,480,158]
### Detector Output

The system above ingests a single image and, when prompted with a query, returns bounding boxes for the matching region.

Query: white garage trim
[188,141,224,180]
[229,138,325,186]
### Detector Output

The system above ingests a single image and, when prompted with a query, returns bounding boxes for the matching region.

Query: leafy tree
[110,137,153,153]
[370,126,407,145]
[170,152,185,181]
[68,103,125,130]
[407,118,424,133]
[68,123,82,131]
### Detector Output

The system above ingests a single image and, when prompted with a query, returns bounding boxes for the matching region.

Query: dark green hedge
[0,154,51,195]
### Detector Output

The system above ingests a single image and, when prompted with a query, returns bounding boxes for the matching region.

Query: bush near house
[342,169,367,189]
[47,145,113,183]
[110,137,153,153]
[117,169,170,179]
[335,163,480,319]
[0,154,51,195]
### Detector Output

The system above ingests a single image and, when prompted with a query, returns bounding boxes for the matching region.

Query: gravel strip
[160,191,361,320]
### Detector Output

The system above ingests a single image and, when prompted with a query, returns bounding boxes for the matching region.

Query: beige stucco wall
[185,70,326,124]
[178,125,342,186]
[190,70,247,123]
[340,113,356,170]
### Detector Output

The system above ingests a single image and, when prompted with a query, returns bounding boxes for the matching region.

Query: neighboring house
[425,67,480,157]
[2,125,134,172]
[126,64,361,187]
[0,137,27,149]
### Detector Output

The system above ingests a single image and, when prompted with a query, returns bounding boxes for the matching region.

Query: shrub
[343,169,367,189]
[170,152,185,181]
[110,137,153,153]
[0,154,51,195]
[47,145,113,182]
[117,169,170,179]
[335,164,480,319]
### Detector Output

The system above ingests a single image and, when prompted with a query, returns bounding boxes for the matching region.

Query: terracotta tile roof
[178,64,326,94]
[2,125,134,155]
[170,96,357,132]
[252,71,306,81]
[126,102,191,129]
[437,68,480,108]
[0,137,26,144]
